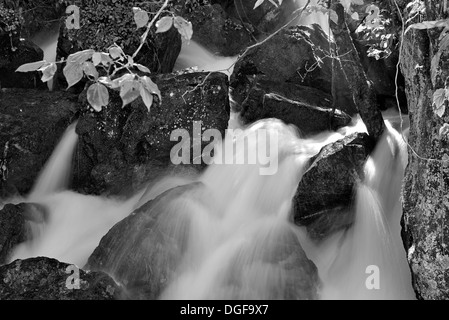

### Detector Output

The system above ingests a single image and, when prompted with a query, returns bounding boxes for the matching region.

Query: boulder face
[0,257,125,300]
[86,183,201,300]
[0,204,26,265]
[294,132,374,238]
[0,202,47,265]
[230,24,357,118]
[86,183,320,300]
[0,89,78,197]
[239,85,352,137]
[73,71,230,195]
[0,37,45,89]
[400,12,449,299]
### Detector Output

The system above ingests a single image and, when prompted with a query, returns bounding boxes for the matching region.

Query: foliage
[16,2,192,113]
[1,0,67,37]
[0,2,23,38]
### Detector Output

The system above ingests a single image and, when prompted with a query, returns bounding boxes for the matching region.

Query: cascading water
[10,124,141,267]
[4,12,415,299]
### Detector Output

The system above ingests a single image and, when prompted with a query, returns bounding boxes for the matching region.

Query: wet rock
[293,132,374,237]
[230,24,357,116]
[0,257,125,300]
[239,84,352,136]
[400,20,449,300]
[0,37,45,89]
[86,183,202,300]
[0,89,78,197]
[221,222,320,300]
[172,1,252,56]
[0,203,47,265]
[74,71,229,195]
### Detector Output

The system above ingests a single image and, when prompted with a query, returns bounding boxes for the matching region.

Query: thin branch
[132,0,170,60]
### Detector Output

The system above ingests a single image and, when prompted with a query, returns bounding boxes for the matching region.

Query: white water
[31,23,60,90]
[174,40,238,77]
[10,124,141,268]
[4,13,415,298]
[5,113,415,299]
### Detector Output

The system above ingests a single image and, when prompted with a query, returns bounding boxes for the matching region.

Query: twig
[132,0,170,60]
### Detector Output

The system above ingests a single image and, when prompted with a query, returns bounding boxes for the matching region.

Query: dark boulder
[294,132,374,238]
[0,203,47,265]
[239,84,352,136]
[230,24,357,117]
[74,71,229,195]
[217,221,320,300]
[86,182,320,300]
[0,257,125,300]
[0,89,78,197]
[0,37,45,89]
[86,183,202,299]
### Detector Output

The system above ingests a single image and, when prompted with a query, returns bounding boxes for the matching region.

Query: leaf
[108,73,136,89]
[82,62,99,80]
[156,16,174,33]
[133,7,149,29]
[253,0,264,9]
[139,76,161,102]
[63,60,84,89]
[431,33,449,86]
[405,19,449,35]
[38,62,57,82]
[330,9,338,24]
[109,46,125,60]
[433,88,447,118]
[120,80,141,107]
[351,12,359,20]
[139,86,154,112]
[67,49,95,65]
[92,52,102,66]
[439,123,449,139]
[87,83,109,112]
[174,16,193,41]
[134,63,151,74]
[15,60,46,73]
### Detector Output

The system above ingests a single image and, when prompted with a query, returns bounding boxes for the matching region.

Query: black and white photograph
[0,0,447,306]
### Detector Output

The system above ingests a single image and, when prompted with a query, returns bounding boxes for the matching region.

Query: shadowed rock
[294,132,374,238]
[0,257,125,300]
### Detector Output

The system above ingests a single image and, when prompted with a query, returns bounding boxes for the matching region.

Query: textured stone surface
[0,37,45,89]
[74,71,229,195]
[400,7,449,299]
[0,257,125,300]
[86,184,201,299]
[0,88,78,197]
[230,24,357,117]
[294,133,374,238]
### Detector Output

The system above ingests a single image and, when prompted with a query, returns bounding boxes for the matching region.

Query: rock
[217,222,320,300]
[86,183,202,299]
[400,19,449,300]
[0,203,47,265]
[0,257,125,300]
[74,71,229,195]
[239,84,352,136]
[0,89,78,197]
[86,183,320,299]
[0,37,45,89]
[57,0,182,74]
[230,24,357,116]
[293,132,374,237]
[172,1,253,56]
